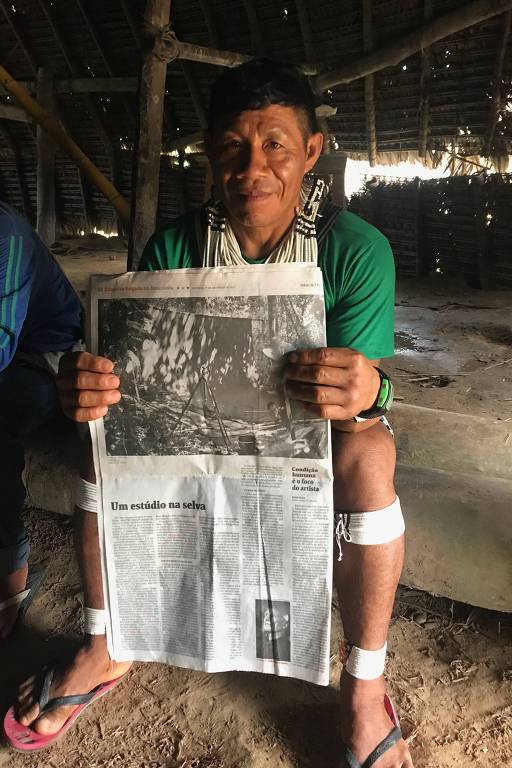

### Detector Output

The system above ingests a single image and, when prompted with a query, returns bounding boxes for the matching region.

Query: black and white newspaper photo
[89,264,333,685]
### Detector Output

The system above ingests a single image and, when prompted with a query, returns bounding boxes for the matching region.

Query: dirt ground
[1,508,511,768]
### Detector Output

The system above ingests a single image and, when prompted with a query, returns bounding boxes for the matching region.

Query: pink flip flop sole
[2,672,129,752]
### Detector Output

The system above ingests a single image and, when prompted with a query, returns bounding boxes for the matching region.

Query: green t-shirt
[139,208,395,360]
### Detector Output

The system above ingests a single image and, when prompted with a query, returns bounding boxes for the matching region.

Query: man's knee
[332,422,396,511]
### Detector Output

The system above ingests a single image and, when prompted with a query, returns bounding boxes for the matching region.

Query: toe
[34,708,72,736]
[18,702,40,726]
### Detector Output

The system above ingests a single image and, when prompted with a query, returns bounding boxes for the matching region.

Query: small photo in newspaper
[255,599,291,663]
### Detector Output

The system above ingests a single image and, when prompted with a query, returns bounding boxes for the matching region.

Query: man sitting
[9,60,412,768]
[0,201,82,639]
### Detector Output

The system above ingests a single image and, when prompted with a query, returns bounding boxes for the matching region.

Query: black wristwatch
[353,368,394,422]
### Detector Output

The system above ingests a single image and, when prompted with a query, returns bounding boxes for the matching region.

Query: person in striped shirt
[0,200,82,639]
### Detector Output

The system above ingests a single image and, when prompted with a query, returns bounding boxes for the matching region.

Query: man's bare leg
[16,453,132,736]
[0,564,29,639]
[333,423,413,768]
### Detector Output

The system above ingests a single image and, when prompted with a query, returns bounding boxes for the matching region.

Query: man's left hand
[284,347,380,421]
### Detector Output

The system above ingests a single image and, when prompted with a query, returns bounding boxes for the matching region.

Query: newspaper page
[89,264,333,686]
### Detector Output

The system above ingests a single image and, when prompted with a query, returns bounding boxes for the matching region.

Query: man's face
[207,104,323,231]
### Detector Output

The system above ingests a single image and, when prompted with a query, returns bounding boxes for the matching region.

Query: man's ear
[304,132,324,173]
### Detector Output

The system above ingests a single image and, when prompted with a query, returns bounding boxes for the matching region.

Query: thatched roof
[0,0,511,232]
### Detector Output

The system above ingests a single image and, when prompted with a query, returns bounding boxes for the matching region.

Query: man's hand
[284,347,380,422]
[57,352,121,422]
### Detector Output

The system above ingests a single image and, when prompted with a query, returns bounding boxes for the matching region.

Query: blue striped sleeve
[0,234,32,371]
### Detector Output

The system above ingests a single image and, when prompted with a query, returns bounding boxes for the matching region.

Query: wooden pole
[363,0,377,167]
[128,0,172,271]
[0,64,130,223]
[314,0,512,92]
[36,67,56,246]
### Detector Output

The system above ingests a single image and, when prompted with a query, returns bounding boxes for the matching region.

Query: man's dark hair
[207,58,320,138]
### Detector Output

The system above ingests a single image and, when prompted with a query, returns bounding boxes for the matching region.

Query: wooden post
[363,0,377,166]
[36,67,56,245]
[128,0,172,271]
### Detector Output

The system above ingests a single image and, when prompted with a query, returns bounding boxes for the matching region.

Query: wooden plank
[0,104,32,122]
[128,0,172,270]
[36,67,56,245]
[314,0,512,91]
[363,0,377,166]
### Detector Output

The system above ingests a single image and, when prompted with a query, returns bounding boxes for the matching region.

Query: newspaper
[89,264,333,685]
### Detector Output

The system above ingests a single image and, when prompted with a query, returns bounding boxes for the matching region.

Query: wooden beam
[56,77,139,93]
[418,0,434,158]
[241,0,265,55]
[128,0,172,271]
[0,0,38,75]
[295,0,315,61]
[0,77,139,95]
[363,0,377,166]
[314,0,512,92]
[36,67,56,246]
[483,10,512,155]
[0,64,130,223]
[155,31,319,75]
[0,103,33,122]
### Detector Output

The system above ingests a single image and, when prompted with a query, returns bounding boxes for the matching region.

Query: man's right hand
[57,351,121,422]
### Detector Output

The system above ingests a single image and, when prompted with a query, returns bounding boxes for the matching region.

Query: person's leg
[332,422,413,767]
[16,440,132,735]
[0,363,61,639]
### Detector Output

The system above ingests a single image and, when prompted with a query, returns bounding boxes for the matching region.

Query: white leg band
[345,643,387,680]
[334,497,405,561]
[84,607,106,635]
[74,478,98,514]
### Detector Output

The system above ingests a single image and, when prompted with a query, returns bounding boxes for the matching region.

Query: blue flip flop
[341,695,403,768]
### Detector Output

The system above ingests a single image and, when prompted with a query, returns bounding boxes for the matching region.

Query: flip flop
[341,694,403,768]
[3,666,129,752]
[0,563,47,634]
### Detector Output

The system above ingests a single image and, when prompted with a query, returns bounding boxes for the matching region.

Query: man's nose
[235,144,267,178]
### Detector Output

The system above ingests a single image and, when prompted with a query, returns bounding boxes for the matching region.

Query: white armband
[74,478,98,514]
[345,643,387,680]
[84,607,106,635]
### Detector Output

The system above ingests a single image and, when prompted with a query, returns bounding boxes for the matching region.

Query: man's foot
[0,565,29,640]
[16,635,132,736]
[339,671,414,767]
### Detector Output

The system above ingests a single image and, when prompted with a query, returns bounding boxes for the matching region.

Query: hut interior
[0,3,512,768]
